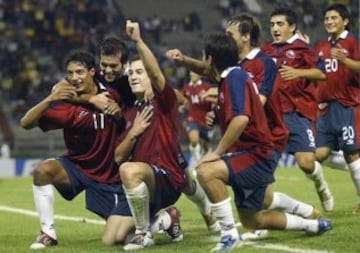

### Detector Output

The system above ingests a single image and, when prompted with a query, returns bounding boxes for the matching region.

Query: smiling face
[127,59,150,96]
[270,15,296,44]
[99,53,124,82]
[324,10,348,37]
[66,61,95,94]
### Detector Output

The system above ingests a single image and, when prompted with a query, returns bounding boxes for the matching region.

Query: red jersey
[262,34,325,121]
[121,83,186,190]
[217,67,273,153]
[240,48,289,152]
[183,80,213,127]
[316,31,360,106]
[38,84,122,184]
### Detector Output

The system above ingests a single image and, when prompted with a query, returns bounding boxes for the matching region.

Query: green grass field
[0,167,359,253]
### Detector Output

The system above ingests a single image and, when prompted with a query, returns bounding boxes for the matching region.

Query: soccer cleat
[317,183,334,212]
[316,219,333,235]
[30,231,58,249]
[202,212,221,232]
[164,207,184,242]
[210,234,242,252]
[123,232,155,251]
[241,229,268,241]
[306,206,322,219]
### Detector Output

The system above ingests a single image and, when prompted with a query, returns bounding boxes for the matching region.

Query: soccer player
[167,13,322,239]
[182,71,214,169]
[261,7,334,212]
[20,50,129,249]
[195,33,332,251]
[113,20,187,250]
[315,3,360,212]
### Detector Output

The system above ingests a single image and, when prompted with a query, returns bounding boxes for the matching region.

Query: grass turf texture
[0,166,359,253]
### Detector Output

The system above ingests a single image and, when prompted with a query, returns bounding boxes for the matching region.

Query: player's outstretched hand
[166,49,185,62]
[126,20,141,43]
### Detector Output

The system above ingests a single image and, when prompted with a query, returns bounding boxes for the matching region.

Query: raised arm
[126,20,165,93]
[166,49,211,76]
[20,80,76,129]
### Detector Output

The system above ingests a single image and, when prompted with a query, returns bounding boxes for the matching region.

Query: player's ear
[89,67,96,76]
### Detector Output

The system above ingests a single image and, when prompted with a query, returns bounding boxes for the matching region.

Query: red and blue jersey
[217,67,273,152]
[183,80,214,127]
[239,48,289,152]
[38,84,122,184]
[262,34,325,122]
[316,30,360,106]
[121,83,186,190]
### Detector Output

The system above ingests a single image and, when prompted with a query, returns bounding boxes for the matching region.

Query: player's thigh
[196,159,229,183]
[120,162,155,190]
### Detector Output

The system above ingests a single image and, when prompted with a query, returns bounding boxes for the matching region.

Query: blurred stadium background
[0,0,358,176]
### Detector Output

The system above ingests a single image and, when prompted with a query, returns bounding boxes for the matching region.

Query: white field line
[244,241,335,253]
[0,205,105,225]
[1,205,334,253]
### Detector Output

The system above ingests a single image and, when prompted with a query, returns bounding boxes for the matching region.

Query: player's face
[324,10,348,36]
[66,62,95,94]
[226,23,244,53]
[270,15,296,44]
[190,72,201,84]
[128,60,150,95]
[99,53,124,82]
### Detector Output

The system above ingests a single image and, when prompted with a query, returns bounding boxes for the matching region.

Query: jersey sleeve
[38,103,74,132]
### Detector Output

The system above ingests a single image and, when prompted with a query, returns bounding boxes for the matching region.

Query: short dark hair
[64,50,95,70]
[128,55,141,65]
[100,36,129,64]
[204,33,238,71]
[271,8,298,31]
[227,13,261,47]
[324,3,350,30]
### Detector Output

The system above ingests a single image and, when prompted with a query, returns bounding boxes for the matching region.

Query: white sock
[210,197,238,238]
[185,179,211,215]
[189,143,202,162]
[33,184,56,239]
[307,161,326,190]
[323,151,349,171]
[269,192,313,218]
[349,159,360,203]
[123,182,150,233]
[150,211,171,233]
[284,213,318,233]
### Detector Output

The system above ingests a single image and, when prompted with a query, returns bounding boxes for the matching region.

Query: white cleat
[241,230,269,241]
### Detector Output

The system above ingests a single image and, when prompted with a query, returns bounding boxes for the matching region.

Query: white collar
[245,48,261,60]
[220,66,241,78]
[328,30,348,41]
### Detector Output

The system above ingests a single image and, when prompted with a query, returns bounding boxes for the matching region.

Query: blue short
[186,120,214,142]
[222,148,278,211]
[283,112,316,154]
[111,164,183,218]
[316,101,360,153]
[56,157,126,219]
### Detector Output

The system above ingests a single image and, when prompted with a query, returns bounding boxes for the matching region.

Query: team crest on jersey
[286,50,296,59]
[219,92,225,103]
[318,51,324,57]
[126,120,132,129]
[78,110,88,117]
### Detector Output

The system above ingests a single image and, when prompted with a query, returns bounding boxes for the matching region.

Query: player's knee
[196,164,213,184]
[102,234,116,246]
[297,155,315,172]
[120,162,141,183]
[33,161,56,185]
[315,148,330,163]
